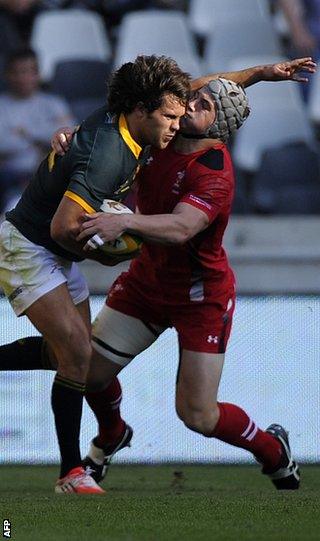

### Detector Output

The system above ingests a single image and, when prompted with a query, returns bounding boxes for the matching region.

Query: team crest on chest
[172,170,185,194]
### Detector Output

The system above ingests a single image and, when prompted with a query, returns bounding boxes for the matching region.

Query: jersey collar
[119,113,142,159]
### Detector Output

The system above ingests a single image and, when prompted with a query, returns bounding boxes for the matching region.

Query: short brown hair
[108,55,191,115]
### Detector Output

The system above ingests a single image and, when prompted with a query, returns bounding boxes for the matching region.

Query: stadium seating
[68,97,105,123]
[51,59,111,102]
[204,19,282,73]
[251,143,320,213]
[189,0,270,38]
[232,102,315,173]
[31,9,112,82]
[0,56,6,93]
[114,9,202,76]
[231,173,252,215]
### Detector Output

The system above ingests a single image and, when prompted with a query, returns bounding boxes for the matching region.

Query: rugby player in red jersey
[77,77,301,490]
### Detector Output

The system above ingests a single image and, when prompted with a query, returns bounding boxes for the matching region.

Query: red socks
[85,377,125,448]
[85,384,282,470]
[211,402,282,470]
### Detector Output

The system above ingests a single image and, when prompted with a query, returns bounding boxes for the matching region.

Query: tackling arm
[125,202,209,244]
[76,202,209,247]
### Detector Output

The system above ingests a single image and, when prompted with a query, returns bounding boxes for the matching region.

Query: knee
[86,372,112,392]
[86,354,119,392]
[62,323,91,358]
[52,327,92,377]
[176,403,220,437]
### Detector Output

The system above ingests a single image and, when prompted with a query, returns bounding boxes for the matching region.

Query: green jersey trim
[119,113,142,159]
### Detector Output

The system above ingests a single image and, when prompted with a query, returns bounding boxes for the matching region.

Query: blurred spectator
[278,0,320,58]
[0,1,42,42]
[278,0,320,98]
[87,0,188,37]
[0,1,83,42]
[90,1,149,32]
[0,12,23,54]
[0,48,76,213]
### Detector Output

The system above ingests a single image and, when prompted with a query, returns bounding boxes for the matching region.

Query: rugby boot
[83,423,133,483]
[263,423,300,490]
[55,466,105,494]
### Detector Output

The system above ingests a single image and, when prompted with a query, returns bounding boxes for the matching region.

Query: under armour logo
[109,283,124,298]
[146,156,154,165]
[207,335,219,344]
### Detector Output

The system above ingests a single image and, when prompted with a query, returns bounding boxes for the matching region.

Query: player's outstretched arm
[191,57,316,89]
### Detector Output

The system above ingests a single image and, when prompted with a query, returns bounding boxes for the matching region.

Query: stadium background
[1,295,319,465]
[0,0,319,466]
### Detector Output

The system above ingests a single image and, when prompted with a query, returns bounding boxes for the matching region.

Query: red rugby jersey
[129,142,235,303]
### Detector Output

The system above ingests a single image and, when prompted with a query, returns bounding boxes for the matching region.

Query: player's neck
[174,135,221,154]
[124,113,145,148]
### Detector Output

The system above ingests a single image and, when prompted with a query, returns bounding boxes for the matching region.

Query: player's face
[180,87,216,135]
[139,93,186,149]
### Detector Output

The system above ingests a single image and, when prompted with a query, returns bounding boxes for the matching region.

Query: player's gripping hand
[51,126,76,155]
[77,212,127,251]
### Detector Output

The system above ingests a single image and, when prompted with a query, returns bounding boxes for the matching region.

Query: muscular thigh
[25,284,90,354]
[176,350,225,413]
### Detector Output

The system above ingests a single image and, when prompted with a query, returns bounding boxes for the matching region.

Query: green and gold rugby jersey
[6,107,148,261]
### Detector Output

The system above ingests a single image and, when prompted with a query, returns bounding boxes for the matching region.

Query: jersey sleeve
[179,173,232,223]
[179,148,233,222]
[65,126,119,212]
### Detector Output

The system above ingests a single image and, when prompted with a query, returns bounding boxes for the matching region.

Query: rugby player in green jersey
[0,55,191,494]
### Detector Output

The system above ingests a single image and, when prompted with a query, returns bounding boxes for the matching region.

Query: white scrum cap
[206,78,250,142]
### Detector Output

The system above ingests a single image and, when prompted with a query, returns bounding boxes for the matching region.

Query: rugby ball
[98,199,142,256]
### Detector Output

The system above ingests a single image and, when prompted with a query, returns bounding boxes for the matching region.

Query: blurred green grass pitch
[0,464,319,541]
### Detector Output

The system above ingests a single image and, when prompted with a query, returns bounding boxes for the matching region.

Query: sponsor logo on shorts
[109,283,124,298]
[50,264,63,274]
[8,286,24,302]
[207,335,219,344]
